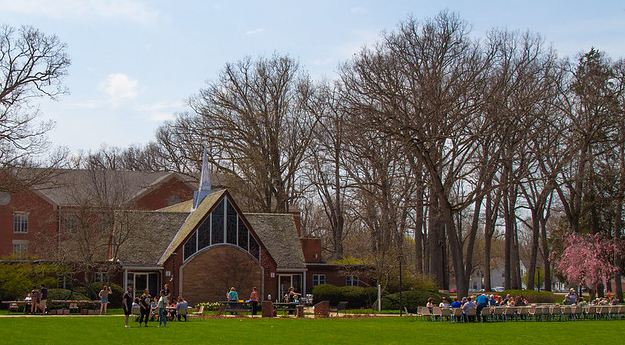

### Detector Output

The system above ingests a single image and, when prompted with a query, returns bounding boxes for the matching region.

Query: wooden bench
[330,301,349,316]
[273,302,299,315]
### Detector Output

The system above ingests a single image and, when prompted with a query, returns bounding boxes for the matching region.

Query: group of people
[426,293,530,322]
[563,288,618,306]
[121,283,189,328]
[226,286,261,315]
[24,284,48,314]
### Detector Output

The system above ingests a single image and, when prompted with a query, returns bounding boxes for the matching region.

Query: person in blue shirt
[450,297,462,308]
[488,294,497,306]
[475,294,490,322]
[227,287,239,301]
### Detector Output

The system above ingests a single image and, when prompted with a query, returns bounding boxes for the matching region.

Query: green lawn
[0,315,623,344]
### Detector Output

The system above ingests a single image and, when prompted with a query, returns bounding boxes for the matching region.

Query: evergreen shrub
[311,284,378,308]
[381,290,449,313]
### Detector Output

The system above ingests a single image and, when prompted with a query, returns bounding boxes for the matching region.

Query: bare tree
[45,169,139,288]
[0,25,70,191]
[553,49,622,234]
[340,11,496,296]
[159,55,318,212]
[303,82,351,259]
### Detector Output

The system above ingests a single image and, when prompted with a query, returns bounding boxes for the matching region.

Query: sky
[0,0,623,155]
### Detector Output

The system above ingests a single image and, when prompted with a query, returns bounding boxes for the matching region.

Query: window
[211,200,224,244]
[346,275,359,287]
[94,272,107,283]
[12,240,28,258]
[64,216,78,234]
[13,213,28,233]
[313,274,326,286]
[181,196,260,263]
[183,232,197,261]
[57,275,71,289]
[226,200,237,245]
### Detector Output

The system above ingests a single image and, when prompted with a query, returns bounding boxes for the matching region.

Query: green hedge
[87,283,123,308]
[381,290,449,313]
[47,288,90,301]
[312,284,378,308]
[498,290,557,304]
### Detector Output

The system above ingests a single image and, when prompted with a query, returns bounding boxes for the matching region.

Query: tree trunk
[527,208,541,290]
[414,188,425,275]
[427,193,444,287]
[540,210,552,291]
[615,127,625,301]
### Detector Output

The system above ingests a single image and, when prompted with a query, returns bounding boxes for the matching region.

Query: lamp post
[398,254,403,317]
[536,267,541,292]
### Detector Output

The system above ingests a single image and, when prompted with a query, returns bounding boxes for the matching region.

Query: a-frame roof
[157,189,227,265]
[156,189,306,269]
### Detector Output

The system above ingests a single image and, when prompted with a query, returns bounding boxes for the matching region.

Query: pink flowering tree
[553,232,622,298]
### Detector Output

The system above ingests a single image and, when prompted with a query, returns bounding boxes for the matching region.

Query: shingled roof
[157,190,227,265]
[154,189,306,270]
[29,169,196,207]
[245,213,306,269]
[115,210,189,267]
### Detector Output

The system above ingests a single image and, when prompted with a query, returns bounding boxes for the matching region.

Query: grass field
[1,315,624,345]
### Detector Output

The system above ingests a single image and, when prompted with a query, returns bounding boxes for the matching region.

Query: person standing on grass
[475,293,489,322]
[39,284,48,314]
[122,286,133,328]
[249,287,260,316]
[99,285,112,314]
[30,286,40,314]
[157,290,168,327]
[139,289,151,327]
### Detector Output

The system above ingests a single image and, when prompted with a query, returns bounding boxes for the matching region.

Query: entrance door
[126,272,159,298]
[135,274,148,295]
[278,274,302,302]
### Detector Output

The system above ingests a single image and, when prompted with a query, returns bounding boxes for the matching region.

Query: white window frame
[346,275,359,287]
[313,274,326,286]
[12,240,28,258]
[13,213,28,233]
[94,272,108,283]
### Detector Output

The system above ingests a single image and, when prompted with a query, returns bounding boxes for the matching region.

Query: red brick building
[0,169,195,260]
[1,165,371,304]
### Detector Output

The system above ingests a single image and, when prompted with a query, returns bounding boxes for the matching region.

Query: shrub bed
[381,290,449,313]
[312,284,378,308]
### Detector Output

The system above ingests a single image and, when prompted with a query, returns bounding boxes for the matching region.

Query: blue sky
[0,0,623,154]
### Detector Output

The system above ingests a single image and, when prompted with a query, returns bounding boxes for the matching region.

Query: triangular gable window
[183,197,260,262]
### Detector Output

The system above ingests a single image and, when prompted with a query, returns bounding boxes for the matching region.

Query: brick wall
[180,246,262,305]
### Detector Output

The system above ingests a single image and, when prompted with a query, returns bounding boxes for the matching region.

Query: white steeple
[192,146,213,210]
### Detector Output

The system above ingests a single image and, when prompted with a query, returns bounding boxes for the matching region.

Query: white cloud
[0,0,160,25]
[244,28,266,36]
[100,73,139,108]
[138,101,185,122]
[335,29,382,59]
